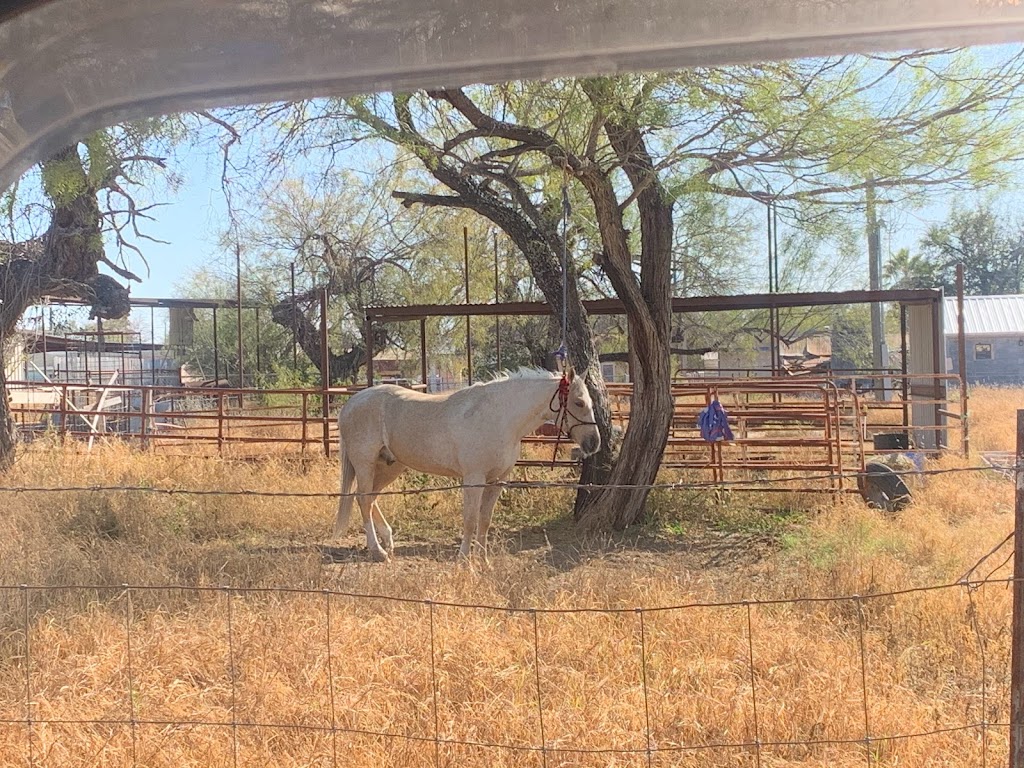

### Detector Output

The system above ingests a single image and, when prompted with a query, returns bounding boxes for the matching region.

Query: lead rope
[550,374,571,469]
[556,180,570,368]
[551,177,572,468]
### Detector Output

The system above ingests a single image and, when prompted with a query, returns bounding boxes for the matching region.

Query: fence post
[320,287,331,458]
[140,387,151,450]
[59,384,68,442]
[217,393,225,456]
[956,263,970,458]
[1011,409,1024,768]
[301,392,308,455]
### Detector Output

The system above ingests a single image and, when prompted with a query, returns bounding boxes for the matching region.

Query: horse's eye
[575,400,586,408]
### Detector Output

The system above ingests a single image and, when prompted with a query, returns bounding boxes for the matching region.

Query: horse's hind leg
[371,504,392,554]
[334,446,357,538]
[370,460,405,554]
[352,463,389,562]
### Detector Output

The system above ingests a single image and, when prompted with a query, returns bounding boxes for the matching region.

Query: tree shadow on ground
[491,517,776,572]
[298,515,777,573]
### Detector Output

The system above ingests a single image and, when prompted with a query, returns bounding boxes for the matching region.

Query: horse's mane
[472,367,559,387]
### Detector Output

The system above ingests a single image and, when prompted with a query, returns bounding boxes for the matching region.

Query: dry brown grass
[0,390,1017,766]
[964,385,1024,453]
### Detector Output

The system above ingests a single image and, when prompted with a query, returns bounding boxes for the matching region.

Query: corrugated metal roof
[943,295,1024,336]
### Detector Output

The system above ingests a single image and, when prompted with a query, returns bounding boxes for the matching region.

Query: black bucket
[873,432,909,451]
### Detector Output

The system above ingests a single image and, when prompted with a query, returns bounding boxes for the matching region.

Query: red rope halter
[550,372,571,468]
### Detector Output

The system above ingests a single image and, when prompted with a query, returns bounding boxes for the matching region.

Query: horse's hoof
[368,548,390,563]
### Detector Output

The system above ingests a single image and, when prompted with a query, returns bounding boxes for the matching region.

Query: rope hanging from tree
[555,177,571,370]
[550,175,573,466]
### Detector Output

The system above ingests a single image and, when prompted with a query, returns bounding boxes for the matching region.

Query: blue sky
[124,155,229,298]
[19,44,1024,331]
[124,153,985,301]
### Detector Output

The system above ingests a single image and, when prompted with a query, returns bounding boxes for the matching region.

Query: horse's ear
[567,366,576,382]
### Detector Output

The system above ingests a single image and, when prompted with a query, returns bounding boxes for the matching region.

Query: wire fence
[0,461,1016,765]
[0,461,1007,500]
[0,576,1012,766]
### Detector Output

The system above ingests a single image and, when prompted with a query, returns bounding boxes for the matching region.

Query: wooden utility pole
[866,181,890,401]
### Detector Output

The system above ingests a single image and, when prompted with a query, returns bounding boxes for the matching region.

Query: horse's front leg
[459,477,485,560]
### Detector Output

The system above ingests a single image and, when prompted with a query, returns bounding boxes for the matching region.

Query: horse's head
[563,367,601,458]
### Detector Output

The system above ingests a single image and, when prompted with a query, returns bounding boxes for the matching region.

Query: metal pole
[365,314,374,387]
[97,317,104,388]
[773,203,781,384]
[1011,408,1024,768]
[900,304,909,429]
[931,295,946,451]
[84,330,90,386]
[150,307,156,386]
[40,305,47,380]
[494,231,501,371]
[320,287,331,456]
[236,245,244,388]
[464,226,472,385]
[866,181,888,396]
[290,262,298,371]
[212,308,220,384]
[420,316,428,390]
[772,202,780,292]
[767,204,775,376]
[766,202,781,379]
[254,307,262,381]
[956,263,970,457]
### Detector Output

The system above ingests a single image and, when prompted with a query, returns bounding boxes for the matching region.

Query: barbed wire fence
[0,458,1019,765]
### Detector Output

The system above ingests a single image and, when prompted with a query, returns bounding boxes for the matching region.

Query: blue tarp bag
[698,398,734,442]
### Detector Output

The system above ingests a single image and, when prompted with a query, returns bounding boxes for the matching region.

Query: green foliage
[39,146,88,206]
[883,247,943,290]
[920,202,1024,295]
[882,202,1024,296]
[177,268,294,386]
[830,305,872,370]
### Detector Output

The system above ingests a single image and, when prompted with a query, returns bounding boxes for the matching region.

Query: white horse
[334,367,601,561]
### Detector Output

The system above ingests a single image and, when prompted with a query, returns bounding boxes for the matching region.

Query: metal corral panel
[943,295,1024,336]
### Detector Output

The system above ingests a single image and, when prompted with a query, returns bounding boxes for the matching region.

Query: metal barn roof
[943,295,1024,337]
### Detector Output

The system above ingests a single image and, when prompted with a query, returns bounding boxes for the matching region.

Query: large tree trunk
[573,85,675,529]
[0,333,17,471]
[0,144,133,470]
[270,295,385,384]
[579,323,673,528]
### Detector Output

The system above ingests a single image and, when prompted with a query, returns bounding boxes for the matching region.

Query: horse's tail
[333,442,357,538]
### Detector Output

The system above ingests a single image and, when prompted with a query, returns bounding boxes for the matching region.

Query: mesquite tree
[0,122,184,469]
[213,48,1024,528]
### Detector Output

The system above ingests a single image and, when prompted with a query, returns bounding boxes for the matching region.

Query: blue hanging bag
[698,398,734,442]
